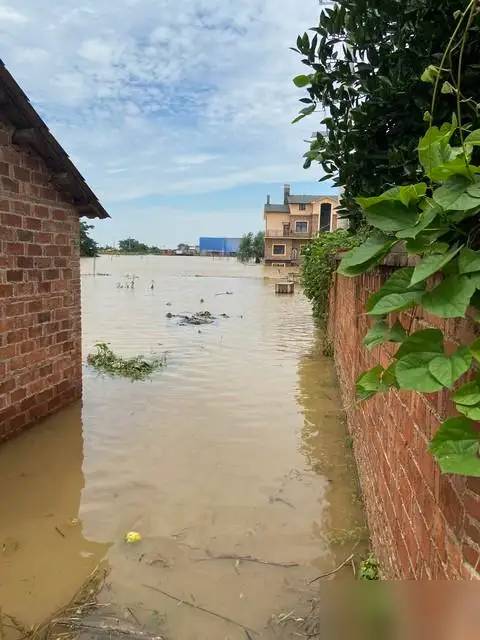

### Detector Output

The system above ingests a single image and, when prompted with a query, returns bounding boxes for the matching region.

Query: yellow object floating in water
[125,531,142,544]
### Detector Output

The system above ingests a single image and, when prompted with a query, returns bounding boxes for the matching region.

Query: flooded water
[0,256,365,639]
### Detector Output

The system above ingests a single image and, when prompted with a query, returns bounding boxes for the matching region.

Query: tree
[118,238,149,253]
[293,0,480,228]
[80,221,98,257]
[237,232,254,262]
[252,231,265,263]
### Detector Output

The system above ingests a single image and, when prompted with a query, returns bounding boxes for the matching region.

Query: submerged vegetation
[87,342,165,381]
[237,231,265,263]
[301,229,362,324]
[359,554,380,581]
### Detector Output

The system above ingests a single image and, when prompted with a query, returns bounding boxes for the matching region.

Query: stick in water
[142,585,257,635]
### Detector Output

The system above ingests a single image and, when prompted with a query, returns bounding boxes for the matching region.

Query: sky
[0,0,335,247]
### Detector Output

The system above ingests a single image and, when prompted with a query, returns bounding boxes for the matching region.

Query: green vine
[338,3,480,478]
[301,229,364,325]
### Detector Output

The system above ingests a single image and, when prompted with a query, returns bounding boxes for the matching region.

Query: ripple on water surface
[0,256,366,638]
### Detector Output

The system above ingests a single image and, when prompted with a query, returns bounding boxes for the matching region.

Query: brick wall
[0,123,82,441]
[328,265,480,579]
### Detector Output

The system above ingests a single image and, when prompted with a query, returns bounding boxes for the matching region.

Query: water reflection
[297,338,367,560]
[0,403,110,627]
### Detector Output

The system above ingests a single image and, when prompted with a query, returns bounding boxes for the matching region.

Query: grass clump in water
[359,554,380,580]
[87,342,165,381]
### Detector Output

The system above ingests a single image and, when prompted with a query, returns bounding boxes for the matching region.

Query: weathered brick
[0,284,13,297]
[27,244,42,256]
[17,229,33,242]
[13,165,30,181]
[328,269,480,581]
[2,213,22,227]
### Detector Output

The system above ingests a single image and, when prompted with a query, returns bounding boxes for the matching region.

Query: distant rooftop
[264,184,338,212]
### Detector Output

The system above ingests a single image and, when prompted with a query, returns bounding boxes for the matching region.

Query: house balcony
[265,228,314,238]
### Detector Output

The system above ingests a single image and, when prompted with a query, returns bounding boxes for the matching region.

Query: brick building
[0,61,108,442]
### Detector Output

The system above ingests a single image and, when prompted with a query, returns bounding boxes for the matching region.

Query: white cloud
[0,0,325,243]
[0,5,28,23]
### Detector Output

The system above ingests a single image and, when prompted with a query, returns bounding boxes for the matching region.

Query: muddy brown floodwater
[0,256,366,639]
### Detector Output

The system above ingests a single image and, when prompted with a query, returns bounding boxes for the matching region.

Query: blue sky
[0,0,334,247]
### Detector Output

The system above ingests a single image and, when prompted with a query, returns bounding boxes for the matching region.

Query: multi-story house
[264,184,338,266]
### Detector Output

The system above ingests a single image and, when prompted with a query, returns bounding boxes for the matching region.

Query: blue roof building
[199,237,241,256]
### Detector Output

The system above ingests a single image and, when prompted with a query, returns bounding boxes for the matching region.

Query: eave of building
[0,60,109,219]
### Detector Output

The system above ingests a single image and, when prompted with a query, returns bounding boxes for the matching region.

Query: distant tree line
[237,231,264,263]
[117,238,163,254]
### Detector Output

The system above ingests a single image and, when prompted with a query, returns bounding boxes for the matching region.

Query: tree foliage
[238,231,265,263]
[118,238,163,254]
[80,221,98,257]
[338,0,480,477]
[293,0,480,228]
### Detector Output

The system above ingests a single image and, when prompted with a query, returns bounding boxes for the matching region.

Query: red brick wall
[0,123,82,441]
[328,266,480,579]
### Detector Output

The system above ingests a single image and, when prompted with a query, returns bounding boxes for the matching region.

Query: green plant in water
[87,342,165,381]
[338,2,480,477]
[359,554,380,580]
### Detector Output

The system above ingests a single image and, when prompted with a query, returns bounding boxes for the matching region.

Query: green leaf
[366,268,424,312]
[441,81,456,95]
[293,74,311,87]
[418,125,463,178]
[368,291,424,316]
[420,65,439,84]
[429,417,480,477]
[337,234,396,277]
[410,245,462,286]
[470,338,480,363]
[458,248,480,274]
[363,319,407,350]
[468,272,480,289]
[395,328,444,359]
[395,352,444,392]
[292,104,315,124]
[433,175,480,211]
[422,275,476,318]
[356,365,392,401]
[453,379,480,406]
[357,184,426,210]
[465,129,480,146]
[455,403,480,421]
[395,203,439,239]
[363,201,418,233]
[427,347,472,388]
[429,157,480,182]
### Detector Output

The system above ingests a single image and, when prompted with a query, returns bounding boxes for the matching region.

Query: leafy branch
[338,3,480,477]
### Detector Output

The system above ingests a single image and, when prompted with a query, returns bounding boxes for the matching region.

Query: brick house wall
[0,122,82,441]
[328,264,480,579]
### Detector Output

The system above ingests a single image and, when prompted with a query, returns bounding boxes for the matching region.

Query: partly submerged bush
[359,554,380,580]
[301,229,363,324]
[87,342,165,381]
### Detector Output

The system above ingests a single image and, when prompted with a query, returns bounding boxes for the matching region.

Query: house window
[299,203,306,210]
[295,221,308,233]
[320,203,332,231]
[272,244,286,255]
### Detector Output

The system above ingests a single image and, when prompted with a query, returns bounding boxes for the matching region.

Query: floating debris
[215,291,233,296]
[87,343,165,381]
[166,311,218,326]
[125,531,142,544]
